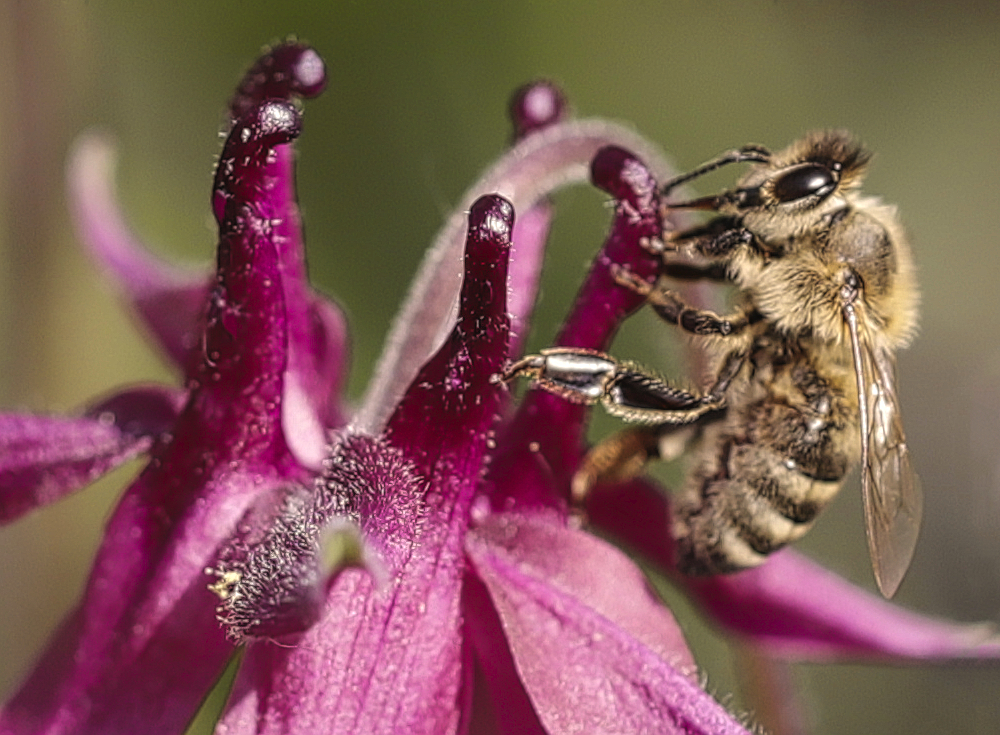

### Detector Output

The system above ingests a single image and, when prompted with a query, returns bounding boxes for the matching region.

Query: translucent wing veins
[845,301,923,598]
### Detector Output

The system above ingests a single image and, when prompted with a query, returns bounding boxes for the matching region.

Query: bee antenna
[661,145,771,195]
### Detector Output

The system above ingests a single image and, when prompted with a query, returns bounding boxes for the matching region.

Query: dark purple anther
[230,41,327,121]
[509,81,566,140]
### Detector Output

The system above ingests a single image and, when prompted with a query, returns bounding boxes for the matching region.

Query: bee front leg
[612,265,752,337]
[667,216,755,259]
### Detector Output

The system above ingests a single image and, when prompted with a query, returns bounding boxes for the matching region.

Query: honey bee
[502,130,923,597]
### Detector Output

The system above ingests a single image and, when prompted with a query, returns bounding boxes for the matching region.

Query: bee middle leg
[571,348,745,499]
[572,422,700,504]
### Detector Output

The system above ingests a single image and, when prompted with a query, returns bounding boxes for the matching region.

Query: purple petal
[466,512,752,735]
[219,196,514,734]
[0,386,184,523]
[201,100,299,417]
[383,195,512,466]
[219,451,460,735]
[686,549,1000,662]
[0,472,288,735]
[470,510,696,672]
[358,120,673,433]
[228,42,349,463]
[0,413,149,522]
[66,133,209,367]
[0,101,309,735]
[248,133,348,467]
[83,384,187,434]
[462,573,549,735]
[281,292,349,466]
[586,475,678,570]
[586,478,1000,663]
[560,145,665,350]
[508,200,553,356]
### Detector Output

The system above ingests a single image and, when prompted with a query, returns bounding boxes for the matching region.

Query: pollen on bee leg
[716,526,768,570]
[674,508,768,576]
[571,426,661,504]
[741,497,810,546]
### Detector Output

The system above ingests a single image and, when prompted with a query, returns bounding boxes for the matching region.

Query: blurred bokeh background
[1,1,998,733]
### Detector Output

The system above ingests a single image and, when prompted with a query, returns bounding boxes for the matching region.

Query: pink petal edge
[0,401,167,523]
[467,511,752,735]
[66,133,209,367]
[586,475,1000,663]
[690,549,1000,662]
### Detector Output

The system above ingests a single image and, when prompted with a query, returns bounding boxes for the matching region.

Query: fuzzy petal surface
[688,550,1000,662]
[218,195,513,735]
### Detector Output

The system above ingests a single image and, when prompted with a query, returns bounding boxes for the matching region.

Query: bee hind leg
[499,347,741,509]
[497,347,727,424]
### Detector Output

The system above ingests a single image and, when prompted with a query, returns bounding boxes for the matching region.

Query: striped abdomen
[673,342,858,575]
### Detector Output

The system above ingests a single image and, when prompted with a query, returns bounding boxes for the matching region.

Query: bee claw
[639,235,671,256]
[610,263,654,296]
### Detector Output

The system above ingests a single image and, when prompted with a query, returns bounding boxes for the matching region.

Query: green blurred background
[1,1,998,733]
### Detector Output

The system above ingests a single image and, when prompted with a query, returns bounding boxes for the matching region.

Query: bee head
[739,130,872,215]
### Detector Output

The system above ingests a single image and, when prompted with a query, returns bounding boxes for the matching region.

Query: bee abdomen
[674,440,845,576]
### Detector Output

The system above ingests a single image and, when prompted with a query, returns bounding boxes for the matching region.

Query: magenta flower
[2,41,998,735]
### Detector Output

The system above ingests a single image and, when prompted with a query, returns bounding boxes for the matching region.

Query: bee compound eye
[772,163,836,203]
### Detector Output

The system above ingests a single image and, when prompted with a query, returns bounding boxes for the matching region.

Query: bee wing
[847,307,924,598]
